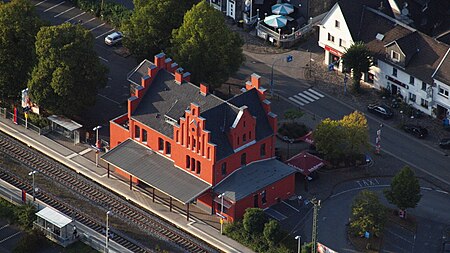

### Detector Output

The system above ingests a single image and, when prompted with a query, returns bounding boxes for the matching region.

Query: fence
[0,108,51,135]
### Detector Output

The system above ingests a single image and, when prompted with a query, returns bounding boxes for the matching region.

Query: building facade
[105,53,296,222]
[318,0,450,118]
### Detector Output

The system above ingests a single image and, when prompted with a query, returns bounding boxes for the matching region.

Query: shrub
[14,202,36,230]
[68,0,131,28]
[278,122,309,139]
[27,113,49,128]
[263,219,281,246]
[243,208,268,235]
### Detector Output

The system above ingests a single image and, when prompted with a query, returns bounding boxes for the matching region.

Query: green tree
[341,41,372,92]
[14,202,36,229]
[121,0,197,62]
[263,219,281,246]
[170,0,244,90]
[384,166,421,214]
[284,108,304,123]
[313,118,345,161]
[243,208,268,235]
[28,23,108,116]
[0,0,42,100]
[350,190,387,237]
[340,111,369,158]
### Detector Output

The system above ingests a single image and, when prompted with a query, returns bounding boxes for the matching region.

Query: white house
[318,0,450,118]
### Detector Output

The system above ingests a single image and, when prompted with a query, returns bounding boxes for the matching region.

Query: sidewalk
[0,116,254,253]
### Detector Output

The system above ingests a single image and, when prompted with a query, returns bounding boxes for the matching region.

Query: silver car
[105,32,123,46]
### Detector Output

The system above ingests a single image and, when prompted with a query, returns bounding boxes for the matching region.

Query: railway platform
[0,116,254,253]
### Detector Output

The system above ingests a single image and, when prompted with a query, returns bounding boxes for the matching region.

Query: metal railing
[1,108,51,135]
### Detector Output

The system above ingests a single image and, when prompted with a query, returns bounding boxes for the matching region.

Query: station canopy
[36,207,72,228]
[47,115,82,131]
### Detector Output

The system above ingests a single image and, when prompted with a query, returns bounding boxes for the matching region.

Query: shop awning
[287,151,325,176]
[36,207,72,228]
[101,139,211,204]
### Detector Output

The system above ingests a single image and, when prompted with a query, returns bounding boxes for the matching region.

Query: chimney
[175,68,183,84]
[169,62,179,73]
[128,96,138,120]
[200,83,209,96]
[154,53,166,69]
[141,75,150,88]
[147,64,158,78]
[135,85,144,98]
[165,58,173,70]
[251,73,261,90]
[183,72,191,83]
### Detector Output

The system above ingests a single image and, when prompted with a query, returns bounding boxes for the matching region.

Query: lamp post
[105,210,111,253]
[93,125,102,167]
[218,193,225,235]
[28,170,37,201]
[270,55,293,97]
[400,110,404,125]
[295,235,301,253]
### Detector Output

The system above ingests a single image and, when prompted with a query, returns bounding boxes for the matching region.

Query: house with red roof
[102,53,296,221]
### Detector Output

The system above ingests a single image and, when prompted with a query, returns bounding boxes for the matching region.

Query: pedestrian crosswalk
[288,88,325,106]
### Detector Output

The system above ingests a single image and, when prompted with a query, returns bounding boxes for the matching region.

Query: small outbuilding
[47,115,83,144]
[34,207,76,247]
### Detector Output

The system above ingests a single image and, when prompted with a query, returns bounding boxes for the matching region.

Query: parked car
[439,138,450,149]
[402,124,428,138]
[105,32,123,46]
[367,104,394,119]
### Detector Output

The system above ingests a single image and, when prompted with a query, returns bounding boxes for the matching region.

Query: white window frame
[438,86,449,98]
[391,50,400,62]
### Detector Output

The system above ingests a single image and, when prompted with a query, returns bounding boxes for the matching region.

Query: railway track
[0,132,219,253]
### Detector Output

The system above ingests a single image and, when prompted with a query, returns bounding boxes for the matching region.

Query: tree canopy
[350,190,387,237]
[0,0,42,100]
[341,41,372,92]
[27,23,108,116]
[384,166,422,212]
[121,0,197,62]
[170,0,244,89]
[243,208,268,235]
[314,111,368,163]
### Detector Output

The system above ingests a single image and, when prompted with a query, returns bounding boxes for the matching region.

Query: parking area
[264,195,312,223]
[0,220,23,252]
[382,223,416,253]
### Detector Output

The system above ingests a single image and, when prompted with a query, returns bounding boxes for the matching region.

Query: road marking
[298,93,315,102]
[79,148,92,156]
[65,153,78,159]
[96,28,115,39]
[83,17,96,25]
[0,224,9,230]
[355,178,380,187]
[330,185,390,198]
[421,187,432,191]
[282,200,300,212]
[293,95,310,104]
[65,11,86,23]
[303,90,320,100]
[54,6,74,17]
[436,189,449,195]
[98,56,109,62]
[308,88,324,98]
[89,23,105,31]
[97,94,121,105]
[385,228,414,244]
[288,96,305,106]
[43,1,65,12]
[264,208,287,221]
[0,231,21,243]
[35,0,48,6]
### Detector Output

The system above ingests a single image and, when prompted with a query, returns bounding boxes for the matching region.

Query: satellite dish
[401,7,409,16]
[245,0,251,6]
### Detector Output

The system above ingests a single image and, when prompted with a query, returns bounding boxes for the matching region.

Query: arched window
[241,153,247,166]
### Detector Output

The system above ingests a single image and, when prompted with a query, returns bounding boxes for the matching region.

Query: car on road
[105,32,123,46]
[439,138,450,149]
[367,104,394,119]
[402,124,428,138]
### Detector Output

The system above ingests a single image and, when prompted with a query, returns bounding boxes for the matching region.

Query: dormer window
[391,51,400,62]
[335,20,340,28]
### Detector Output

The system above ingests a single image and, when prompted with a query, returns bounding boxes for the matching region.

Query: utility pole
[311,198,321,253]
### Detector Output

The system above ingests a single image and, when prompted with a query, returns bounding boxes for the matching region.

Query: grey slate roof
[128,60,153,85]
[434,51,450,85]
[213,159,296,202]
[101,139,210,204]
[337,0,395,40]
[358,7,450,85]
[128,65,275,160]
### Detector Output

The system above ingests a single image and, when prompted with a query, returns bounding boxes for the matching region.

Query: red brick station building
[102,53,296,222]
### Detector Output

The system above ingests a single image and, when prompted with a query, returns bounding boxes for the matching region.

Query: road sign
[216,212,226,219]
[220,218,224,225]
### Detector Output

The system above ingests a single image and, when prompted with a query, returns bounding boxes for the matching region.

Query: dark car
[367,104,394,119]
[439,138,450,149]
[402,124,428,138]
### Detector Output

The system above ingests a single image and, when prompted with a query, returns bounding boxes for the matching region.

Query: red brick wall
[110,115,131,149]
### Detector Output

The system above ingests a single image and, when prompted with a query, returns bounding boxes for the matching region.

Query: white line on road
[303,90,320,100]
[43,1,65,12]
[97,94,121,105]
[385,229,414,244]
[298,93,315,102]
[0,224,9,230]
[436,189,449,194]
[79,148,92,156]
[65,153,78,159]
[308,88,324,98]
[288,96,305,106]
[0,231,21,243]
[98,56,109,62]
[293,94,310,104]
[65,12,85,23]
[83,17,96,25]
[282,200,300,212]
[96,28,115,39]
[54,6,74,17]
[34,0,48,6]
[89,23,105,31]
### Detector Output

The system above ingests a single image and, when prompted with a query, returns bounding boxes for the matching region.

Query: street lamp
[93,125,102,167]
[400,110,404,125]
[105,210,112,253]
[28,170,38,201]
[295,235,301,253]
[218,193,225,235]
[270,55,293,96]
